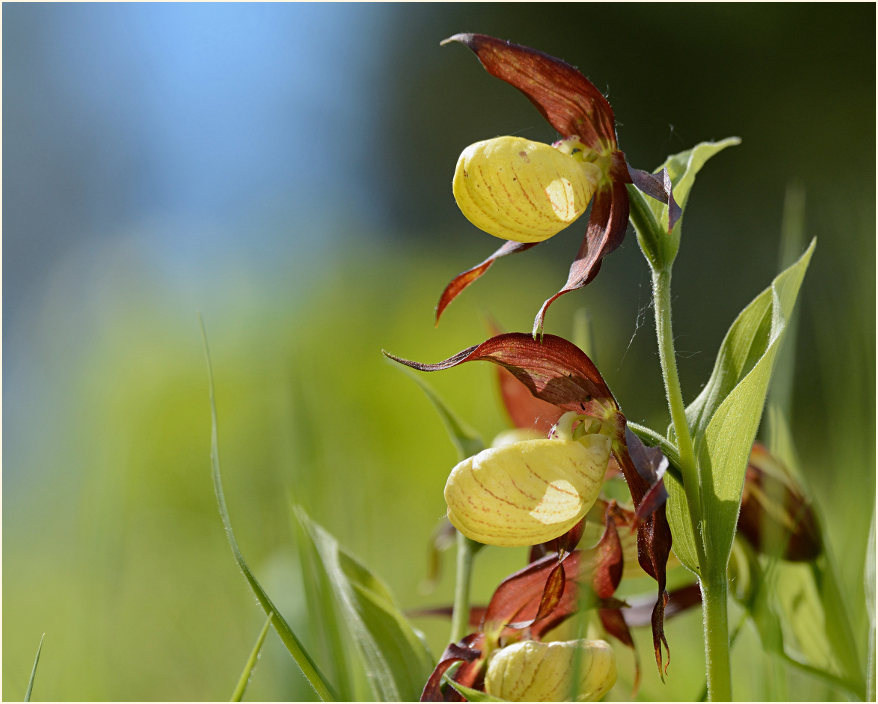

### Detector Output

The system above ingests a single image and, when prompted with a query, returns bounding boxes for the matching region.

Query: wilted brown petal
[532,173,630,337]
[435,241,538,325]
[442,33,616,150]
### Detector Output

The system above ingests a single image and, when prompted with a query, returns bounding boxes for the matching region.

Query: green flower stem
[651,266,732,700]
[450,531,479,643]
[651,267,701,548]
[701,570,733,701]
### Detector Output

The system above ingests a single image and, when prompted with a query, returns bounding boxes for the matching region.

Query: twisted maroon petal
[436,241,538,325]
[532,174,630,337]
[628,165,682,232]
[442,33,616,150]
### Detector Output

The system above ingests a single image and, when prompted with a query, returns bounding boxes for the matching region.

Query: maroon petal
[628,165,682,232]
[497,362,563,435]
[421,634,486,702]
[384,332,617,415]
[436,241,538,325]
[483,552,579,630]
[482,507,627,636]
[625,429,670,520]
[507,560,567,629]
[532,175,630,337]
[614,433,672,677]
[589,504,624,599]
[442,33,616,150]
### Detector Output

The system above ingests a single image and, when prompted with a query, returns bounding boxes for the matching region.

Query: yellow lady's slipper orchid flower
[437,34,679,336]
[444,435,610,547]
[485,639,617,702]
[453,136,602,244]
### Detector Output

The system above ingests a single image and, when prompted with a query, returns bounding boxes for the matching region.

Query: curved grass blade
[231,614,273,702]
[389,363,483,461]
[199,315,338,702]
[24,633,45,702]
[295,506,434,702]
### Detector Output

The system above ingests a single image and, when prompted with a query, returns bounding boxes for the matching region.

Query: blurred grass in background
[3,3,874,701]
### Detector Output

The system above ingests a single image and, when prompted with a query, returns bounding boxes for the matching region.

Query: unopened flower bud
[453,136,601,243]
[445,435,610,547]
[485,639,617,702]
[738,444,821,561]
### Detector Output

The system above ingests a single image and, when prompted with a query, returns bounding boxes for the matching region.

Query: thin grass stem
[24,633,45,702]
[231,614,273,702]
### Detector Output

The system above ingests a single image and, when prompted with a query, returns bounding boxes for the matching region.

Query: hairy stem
[701,570,733,701]
[652,267,702,550]
[652,267,731,699]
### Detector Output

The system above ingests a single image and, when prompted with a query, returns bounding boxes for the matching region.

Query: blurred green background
[3,3,874,701]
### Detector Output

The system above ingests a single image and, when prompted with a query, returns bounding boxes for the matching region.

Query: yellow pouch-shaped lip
[485,639,617,702]
[444,435,610,547]
[453,136,600,244]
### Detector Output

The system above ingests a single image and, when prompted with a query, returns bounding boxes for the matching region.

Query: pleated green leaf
[294,507,434,702]
[667,241,815,573]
